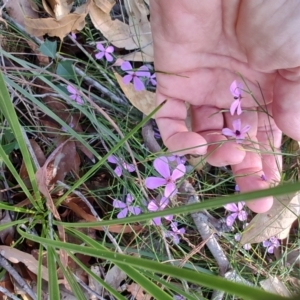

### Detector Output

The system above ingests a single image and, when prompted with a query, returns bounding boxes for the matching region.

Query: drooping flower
[67,85,84,105]
[107,155,135,177]
[224,202,247,226]
[167,155,186,165]
[145,156,186,197]
[222,119,250,143]
[230,80,243,115]
[121,61,150,91]
[95,43,114,62]
[262,237,280,254]
[165,222,185,244]
[113,194,141,219]
[234,233,251,250]
[147,197,173,226]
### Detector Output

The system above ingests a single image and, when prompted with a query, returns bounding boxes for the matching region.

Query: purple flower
[165,222,185,244]
[262,237,280,254]
[147,197,173,226]
[145,156,186,198]
[70,32,76,39]
[174,296,185,300]
[113,194,141,219]
[95,43,114,62]
[230,80,243,115]
[67,85,84,105]
[107,155,135,177]
[235,184,240,192]
[222,119,250,143]
[261,174,267,181]
[167,155,186,165]
[121,61,150,91]
[234,233,251,250]
[148,73,157,86]
[224,202,247,226]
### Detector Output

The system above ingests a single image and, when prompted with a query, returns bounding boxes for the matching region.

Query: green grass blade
[47,246,60,299]
[18,227,290,300]
[0,71,42,209]
[54,181,300,228]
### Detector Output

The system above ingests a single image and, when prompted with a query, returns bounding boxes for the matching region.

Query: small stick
[0,285,21,300]
[0,253,36,300]
[141,118,162,153]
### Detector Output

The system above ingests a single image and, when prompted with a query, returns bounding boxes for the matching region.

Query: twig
[141,117,162,153]
[0,253,36,300]
[179,180,230,276]
[0,285,21,300]
[1,11,127,106]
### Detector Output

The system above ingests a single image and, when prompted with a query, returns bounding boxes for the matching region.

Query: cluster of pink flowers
[222,80,250,143]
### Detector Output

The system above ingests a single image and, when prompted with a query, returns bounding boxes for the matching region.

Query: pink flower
[107,155,135,177]
[165,222,185,244]
[148,73,157,86]
[230,80,243,115]
[262,237,280,254]
[147,197,173,226]
[234,233,251,250]
[145,156,186,198]
[95,43,114,62]
[121,61,150,91]
[224,202,247,226]
[222,119,250,143]
[113,194,141,219]
[67,85,84,105]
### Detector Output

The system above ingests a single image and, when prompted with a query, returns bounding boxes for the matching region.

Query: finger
[191,105,246,166]
[223,109,274,213]
[155,92,208,155]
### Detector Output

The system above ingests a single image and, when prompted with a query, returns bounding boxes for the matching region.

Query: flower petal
[226,213,237,226]
[135,65,150,77]
[124,163,135,172]
[222,128,235,137]
[126,194,133,205]
[145,177,166,189]
[238,210,247,221]
[230,80,242,97]
[147,200,158,212]
[114,166,122,177]
[128,206,141,215]
[95,52,105,60]
[224,203,238,212]
[171,164,186,181]
[67,85,76,95]
[117,208,128,219]
[152,217,161,226]
[263,240,271,247]
[96,43,105,51]
[164,215,173,221]
[237,102,243,115]
[234,233,241,241]
[153,157,170,179]
[241,125,251,134]
[122,74,133,85]
[107,155,118,164]
[230,100,239,116]
[106,46,114,53]
[159,197,169,209]
[113,199,126,209]
[237,201,245,210]
[121,61,132,73]
[232,119,241,132]
[105,52,114,62]
[165,182,177,198]
[133,76,145,91]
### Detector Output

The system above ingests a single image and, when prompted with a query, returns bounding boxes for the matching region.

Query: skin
[150,0,300,213]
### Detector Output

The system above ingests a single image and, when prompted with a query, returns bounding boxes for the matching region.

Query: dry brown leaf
[42,0,73,20]
[127,283,152,300]
[124,0,153,59]
[94,0,115,14]
[89,0,136,49]
[260,277,291,297]
[0,246,49,281]
[105,265,127,291]
[24,1,89,40]
[114,72,156,116]
[241,193,300,245]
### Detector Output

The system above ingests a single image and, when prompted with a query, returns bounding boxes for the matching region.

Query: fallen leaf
[114,72,156,116]
[89,265,104,298]
[127,283,152,300]
[124,0,153,59]
[241,193,300,245]
[122,51,153,62]
[94,0,115,14]
[89,0,136,49]
[286,249,300,268]
[0,246,49,281]
[42,0,73,20]
[260,277,291,297]
[24,1,89,40]
[105,265,127,291]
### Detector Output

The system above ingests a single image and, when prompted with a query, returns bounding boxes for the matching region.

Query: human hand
[150,0,300,213]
